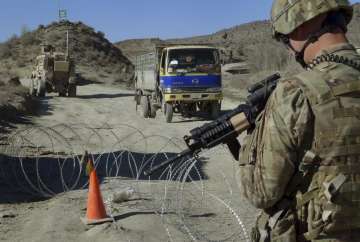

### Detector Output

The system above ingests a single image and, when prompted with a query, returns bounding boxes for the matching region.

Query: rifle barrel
[143,149,193,176]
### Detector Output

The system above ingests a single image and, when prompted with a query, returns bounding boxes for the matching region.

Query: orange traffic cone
[81,159,113,225]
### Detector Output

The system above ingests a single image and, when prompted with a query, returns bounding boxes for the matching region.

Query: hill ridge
[0,20,134,84]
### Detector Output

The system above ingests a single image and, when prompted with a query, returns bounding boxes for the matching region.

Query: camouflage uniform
[238,43,360,242]
[238,1,360,241]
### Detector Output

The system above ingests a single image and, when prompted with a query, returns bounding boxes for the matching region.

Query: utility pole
[66,30,69,57]
[57,0,61,21]
[56,0,70,57]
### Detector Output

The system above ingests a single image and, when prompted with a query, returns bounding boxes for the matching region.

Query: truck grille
[173,87,215,92]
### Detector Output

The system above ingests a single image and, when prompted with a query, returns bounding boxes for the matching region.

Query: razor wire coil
[0,123,253,242]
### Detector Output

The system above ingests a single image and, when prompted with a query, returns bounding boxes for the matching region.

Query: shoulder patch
[279,79,301,93]
[294,70,334,105]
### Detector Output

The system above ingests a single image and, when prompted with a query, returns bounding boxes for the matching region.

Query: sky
[1,0,359,43]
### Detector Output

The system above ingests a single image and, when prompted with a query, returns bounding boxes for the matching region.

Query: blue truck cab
[135,45,222,123]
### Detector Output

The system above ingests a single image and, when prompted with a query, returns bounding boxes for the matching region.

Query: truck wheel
[210,101,221,119]
[189,103,197,113]
[68,84,77,97]
[183,103,196,117]
[29,79,36,96]
[165,103,173,123]
[37,79,46,97]
[135,90,141,105]
[141,96,150,118]
[162,101,166,114]
[199,102,210,113]
[59,91,67,97]
[150,104,157,118]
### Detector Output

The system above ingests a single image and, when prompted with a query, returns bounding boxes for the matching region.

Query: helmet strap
[278,11,345,69]
[294,35,319,68]
[293,24,333,68]
[292,11,347,69]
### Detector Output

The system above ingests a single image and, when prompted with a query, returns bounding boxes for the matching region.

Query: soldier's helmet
[271,0,353,41]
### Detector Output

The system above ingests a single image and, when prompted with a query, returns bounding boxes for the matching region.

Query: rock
[108,187,135,204]
[0,212,16,218]
[8,76,21,86]
[85,223,111,237]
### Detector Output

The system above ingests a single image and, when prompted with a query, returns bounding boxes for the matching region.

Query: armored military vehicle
[30,44,77,97]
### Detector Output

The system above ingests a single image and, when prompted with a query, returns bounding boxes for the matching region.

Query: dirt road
[0,83,257,242]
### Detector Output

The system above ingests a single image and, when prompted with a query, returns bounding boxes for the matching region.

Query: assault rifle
[144,73,281,176]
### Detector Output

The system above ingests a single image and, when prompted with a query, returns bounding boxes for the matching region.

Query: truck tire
[162,100,166,114]
[189,103,197,113]
[183,103,196,117]
[29,79,36,96]
[210,101,221,119]
[150,104,157,118]
[59,91,67,97]
[37,79,46,97]
[68,83,77,97]
[141,96,150,118]
[165,103,173,123]
[135,90,141,105]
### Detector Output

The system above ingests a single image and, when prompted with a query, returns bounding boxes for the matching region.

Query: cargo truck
[134,45,222,123]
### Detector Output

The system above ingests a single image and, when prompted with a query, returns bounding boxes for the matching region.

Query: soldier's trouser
[252,209,360,242]
[311,230,360,242]
[251,210,299,242]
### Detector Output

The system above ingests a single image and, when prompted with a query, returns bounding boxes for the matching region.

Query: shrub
[97,31,105,38]
[244,42,289,73]
[21,32,38,46]
[0,43,12,58]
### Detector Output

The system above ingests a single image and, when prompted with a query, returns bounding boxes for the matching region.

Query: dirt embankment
[0,77,37,126]
[0,20,136,129]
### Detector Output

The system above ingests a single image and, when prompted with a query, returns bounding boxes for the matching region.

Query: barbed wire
[0,123,252,242]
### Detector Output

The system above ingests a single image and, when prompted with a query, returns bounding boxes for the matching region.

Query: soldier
[237,0,360,241]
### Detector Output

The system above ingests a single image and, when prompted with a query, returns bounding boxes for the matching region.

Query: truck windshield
[168,49,219,73]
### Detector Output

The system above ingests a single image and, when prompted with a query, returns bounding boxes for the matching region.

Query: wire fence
[0,123,254,242]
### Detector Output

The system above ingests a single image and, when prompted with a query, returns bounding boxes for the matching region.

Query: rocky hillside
[0,21,134,84]
[116,38,166,62]
[115,3,360,100]
[0,76,37,127]
[116,3,360,73]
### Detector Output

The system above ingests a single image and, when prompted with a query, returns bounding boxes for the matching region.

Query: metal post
[66,30,69,57]
[57,0,61,22]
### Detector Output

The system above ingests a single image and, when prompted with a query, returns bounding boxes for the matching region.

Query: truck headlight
[164,88,172,93]
[164,88,183,93]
